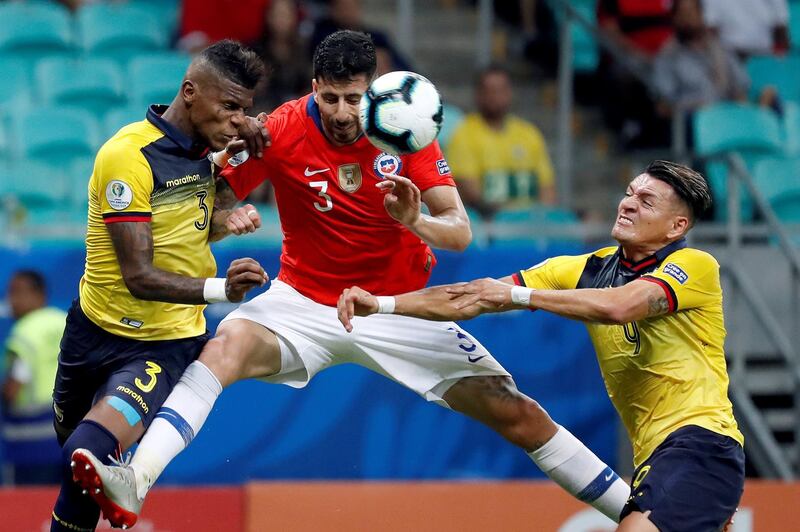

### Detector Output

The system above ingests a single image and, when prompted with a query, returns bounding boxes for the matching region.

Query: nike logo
[468,355,487,363]
[304,167,330,176]
[605,472,614,482]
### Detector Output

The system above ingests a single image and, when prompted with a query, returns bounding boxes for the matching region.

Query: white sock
[528,425,630,523]
[130,361,222,500]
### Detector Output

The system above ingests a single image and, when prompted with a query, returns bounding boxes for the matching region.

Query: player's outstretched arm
[449,277,670,324]
[378,176,472,251]
[108,221,268,304]
[337,282,505,332]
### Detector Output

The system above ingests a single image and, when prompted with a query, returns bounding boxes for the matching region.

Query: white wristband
[510,286,534,307]
[375,296,396,314]
[203,278,229,303]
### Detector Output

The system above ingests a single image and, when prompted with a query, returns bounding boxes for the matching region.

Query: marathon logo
[116,385,150,413]
[165,174,201,188]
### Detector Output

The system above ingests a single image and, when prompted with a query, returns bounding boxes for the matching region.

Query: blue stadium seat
[550,0,599,73]
[439,103,465,151]
[104,106,147,139]
[752,156,800,222]
[746,55,800,103]
[67,157,93,222]
[694,103,785,220]
[36,58,126,119]
[491,205,581,249]
[0,2,73,62]
[77,4,167,63]
[129,0,181,37]
[790,3,800,54]
[0,56,31,121]
[783,101,800,155]
[0,160,71,225]
[128,52,191,107]
[14,107,100,169]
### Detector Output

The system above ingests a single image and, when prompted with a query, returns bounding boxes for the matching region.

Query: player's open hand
[446,278,515,312]
[233,115,271,159]
[225,258,269,302]
[337,286,379,332]
[226,203,261,236]
[376,174,421,227]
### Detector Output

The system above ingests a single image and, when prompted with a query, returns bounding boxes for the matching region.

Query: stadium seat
[746,55,800,103]
[491,205,581,249]
[791,3,800,54]
[694,103,785,221]
[129,0,181,37]
[76,4,167,63]
[0,159,71,225]
[14,107,100,169]
[67,157,93,222]
[36,58,126,119]
[783,101,800,156]
[128,52,191,107]
[0,2,73,62]
[0,56,31,121]
[550,0,599,73]
[752,156,800,222]
[439,103,465,151]
[104,106,147,139]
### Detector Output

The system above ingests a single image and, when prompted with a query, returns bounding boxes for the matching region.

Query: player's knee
[199,323,281,386]
[198,334,241,387]
[494,393,554,449]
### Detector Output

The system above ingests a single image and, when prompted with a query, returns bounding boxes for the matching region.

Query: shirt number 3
[310,181,333,212]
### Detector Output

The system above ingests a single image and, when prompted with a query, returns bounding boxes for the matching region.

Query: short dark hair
[476,64,511,87]
[313,30,376,82]
[13,270,46,294]
[645,160,712,222]
[197,39,266,90]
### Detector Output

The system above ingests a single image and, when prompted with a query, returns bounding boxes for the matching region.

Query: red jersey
[222,94,457,306]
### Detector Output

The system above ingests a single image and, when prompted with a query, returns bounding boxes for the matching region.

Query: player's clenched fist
[225,258,269,302]
[226,203,261,235]
[337,286,379,332]
[376,174,421,227]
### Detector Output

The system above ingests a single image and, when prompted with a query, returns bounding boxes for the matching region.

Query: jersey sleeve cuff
[640,276,678,313]
[102,211,152,223]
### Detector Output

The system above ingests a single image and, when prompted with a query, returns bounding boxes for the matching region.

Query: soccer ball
[359,71,443,155]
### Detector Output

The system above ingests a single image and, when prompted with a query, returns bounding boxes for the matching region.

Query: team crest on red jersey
[337,164,362,193]
[373,152,403,179]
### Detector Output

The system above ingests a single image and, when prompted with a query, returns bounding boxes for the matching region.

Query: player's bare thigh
[443,375,558,451]
[199,318,282,387]
[616,510,658,532]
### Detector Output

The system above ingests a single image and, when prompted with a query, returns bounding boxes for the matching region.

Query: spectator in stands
[652,0,750,117]
[253,0,310,114]
[1,271,65,485]
[310,0,411,71]
[597,0,674,149]
[177,0,271,53]
[703,0,790,59]
[447,65,556,219]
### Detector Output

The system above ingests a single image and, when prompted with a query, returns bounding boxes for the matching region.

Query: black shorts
[52,299,209,443]
[620,425,745,532]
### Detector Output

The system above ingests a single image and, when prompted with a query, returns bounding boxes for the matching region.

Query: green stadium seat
[36,58,126,119]
[129,0,181,37]
[0,159,71,225]
[15,107,99,169]
[752,156,800,222]
[791,3,800,54]
[746,55,800,103]
[77,4,167,63]
[550,0,599,73]
[694,103,785,220]
[67,157,93,222]
[783,101,800,155]
[0,56,31,120]
[128,52,191,107]
[0,2,73,62]
[104,106,147,139]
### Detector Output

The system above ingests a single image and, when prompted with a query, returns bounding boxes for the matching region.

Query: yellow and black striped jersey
[515,239,743,467]
[79,105,216,340]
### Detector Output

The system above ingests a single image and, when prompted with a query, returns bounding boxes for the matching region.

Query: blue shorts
[620,425,745,532]
[52,299,209,443]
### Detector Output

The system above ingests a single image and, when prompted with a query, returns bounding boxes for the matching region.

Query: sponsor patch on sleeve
[662,262,689,284]
[436,158,450,175]
[105,180,133,210]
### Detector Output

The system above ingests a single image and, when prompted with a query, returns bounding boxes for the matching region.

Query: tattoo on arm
[647,294,670,317]
[108,221,206,304]
[208,178,238,242]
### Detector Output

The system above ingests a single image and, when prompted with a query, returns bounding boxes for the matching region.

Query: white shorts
[221,280,510,405]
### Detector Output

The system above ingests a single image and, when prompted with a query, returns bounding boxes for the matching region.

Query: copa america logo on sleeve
[373,152,403,179]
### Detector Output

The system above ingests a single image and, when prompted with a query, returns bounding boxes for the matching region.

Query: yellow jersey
[79,105,216,340]
[516,239,743,467]
[445,113,554,206]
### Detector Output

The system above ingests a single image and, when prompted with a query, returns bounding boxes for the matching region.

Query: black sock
[50,420,119,532]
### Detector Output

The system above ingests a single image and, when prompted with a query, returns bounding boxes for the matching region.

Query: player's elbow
[602,299,639,325]
[450,219,472,252]
[122,269,154,300]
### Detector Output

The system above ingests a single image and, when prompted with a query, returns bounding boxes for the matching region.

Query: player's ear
[669,215,690,239]
[182,79,198,106]
[312,78,319,100]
